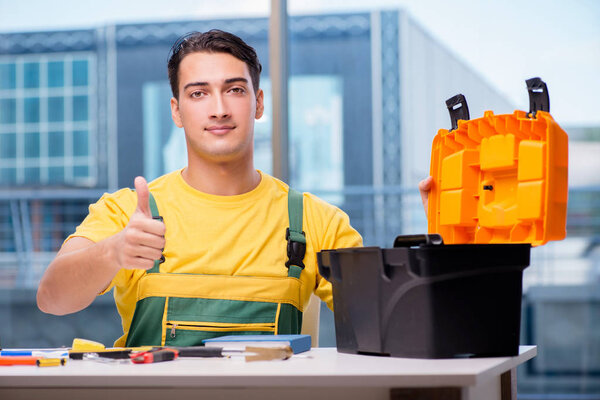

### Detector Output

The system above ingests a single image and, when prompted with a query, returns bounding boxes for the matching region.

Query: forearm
[36,237,120,315]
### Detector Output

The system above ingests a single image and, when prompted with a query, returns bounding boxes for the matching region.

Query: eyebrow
[183,77,248,91]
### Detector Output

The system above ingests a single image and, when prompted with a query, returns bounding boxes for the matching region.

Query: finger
[128,256,158,270]
[130,217,166,237]
[135,244,164,261]
[130,231,165,250]
[134,176,152,218]
[418,176,433,191]
[419,176,432,216]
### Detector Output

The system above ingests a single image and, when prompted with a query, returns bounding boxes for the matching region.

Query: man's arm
[36,177,166,315]
[37,236,121,315]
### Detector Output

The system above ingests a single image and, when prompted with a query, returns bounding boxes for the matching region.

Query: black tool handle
[174,346,224,358]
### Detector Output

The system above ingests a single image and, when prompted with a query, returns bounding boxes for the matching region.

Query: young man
[36,30,362,347]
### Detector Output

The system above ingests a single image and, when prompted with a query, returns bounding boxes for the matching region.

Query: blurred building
[0,10,513,288]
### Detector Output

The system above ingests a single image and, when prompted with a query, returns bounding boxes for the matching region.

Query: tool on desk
[71,338,106,351]
[70,349,134,360]
[0,356,66,367]
[0,349,69,358]
[36,358,66,367]
[69,337,155,359]
[0,338,105,361]
[130,348,179,364]
[241,346,293,362]
[0,356,39,366]
[173,345,293,361]
[128,345,293,363]
[82,353,134,364]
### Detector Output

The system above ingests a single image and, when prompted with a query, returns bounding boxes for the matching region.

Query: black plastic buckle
[285,227,306,269]
[446,94,470,131]
[152,215,166,264]
[526,77,550,118]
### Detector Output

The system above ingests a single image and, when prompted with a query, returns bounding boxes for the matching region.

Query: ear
[170,97,183,128]
[255,89,264,120]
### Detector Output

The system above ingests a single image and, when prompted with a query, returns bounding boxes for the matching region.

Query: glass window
[0,98,16,124]
[73,165,89,178]
[47,61,64,88]
[0,133,16,159]
[24,97,40,123]
[48,96,64,122]
[23,62,40,88]
[73,130,88,157]
[48,131,64,157]
[24,166,40,184]
[24,132,40,158]
[48,166,64,183]
[0,63,16,90]
[72,60,88,86]
[0,167,17,184]
[72,95,88,121]
[289,76,344,197]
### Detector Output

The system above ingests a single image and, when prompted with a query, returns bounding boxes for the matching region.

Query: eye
[190,90,206,98]
[229,87,246,94]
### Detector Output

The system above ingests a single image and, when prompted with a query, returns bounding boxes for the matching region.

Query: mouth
[205,125,235,135]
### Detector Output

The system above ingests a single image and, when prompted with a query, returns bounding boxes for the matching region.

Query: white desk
[0,346,536,400]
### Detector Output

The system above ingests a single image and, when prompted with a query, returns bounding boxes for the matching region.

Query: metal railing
[0,186,599,289]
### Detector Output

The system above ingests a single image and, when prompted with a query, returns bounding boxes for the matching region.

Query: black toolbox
[317,79,568,358]
[318,236,530,358]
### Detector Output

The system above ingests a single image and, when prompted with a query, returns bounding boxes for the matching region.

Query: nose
[210,93,230,119]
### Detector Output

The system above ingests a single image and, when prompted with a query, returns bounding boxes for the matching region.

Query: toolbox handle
[445,94,470,130]
[393,234,443,248]
[526,77,550,118]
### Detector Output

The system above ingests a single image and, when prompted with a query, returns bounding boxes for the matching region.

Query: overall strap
[147,191,164,274]
[286,189,306,279]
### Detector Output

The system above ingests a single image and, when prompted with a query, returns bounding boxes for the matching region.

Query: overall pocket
[163,297,281,346]
[165,321,276,346]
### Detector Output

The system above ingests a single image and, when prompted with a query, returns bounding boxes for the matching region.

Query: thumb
[134,176,152,217]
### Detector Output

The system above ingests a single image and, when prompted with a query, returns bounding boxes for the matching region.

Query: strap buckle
[285,228,306,269]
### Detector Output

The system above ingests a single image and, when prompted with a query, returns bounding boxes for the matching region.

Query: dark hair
[167,29,262,99]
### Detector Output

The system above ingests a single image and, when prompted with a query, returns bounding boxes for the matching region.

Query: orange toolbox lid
[427,78,568,246]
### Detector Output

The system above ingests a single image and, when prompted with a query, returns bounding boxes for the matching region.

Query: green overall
[124,189,307,347]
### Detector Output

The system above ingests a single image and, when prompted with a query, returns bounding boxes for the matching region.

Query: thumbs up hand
[111,177,166,270]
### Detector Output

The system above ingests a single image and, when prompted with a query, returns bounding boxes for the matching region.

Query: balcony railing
[0,186,599,289]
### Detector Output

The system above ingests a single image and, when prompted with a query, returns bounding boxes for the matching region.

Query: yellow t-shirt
[67,169,363,345]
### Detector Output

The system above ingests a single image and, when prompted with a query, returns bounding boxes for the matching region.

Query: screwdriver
[173,345,293,361]
[129,346,293,363]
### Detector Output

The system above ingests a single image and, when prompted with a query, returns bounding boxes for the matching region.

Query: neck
[181,156,261,196]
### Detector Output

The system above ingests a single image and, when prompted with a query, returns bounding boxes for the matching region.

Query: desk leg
[501,367,517,400]
[390,387,461,400]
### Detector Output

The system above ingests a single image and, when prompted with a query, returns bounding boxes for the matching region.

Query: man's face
[170,51,264,164]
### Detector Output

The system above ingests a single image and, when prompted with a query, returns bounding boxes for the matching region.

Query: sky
[0,0,599,126]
